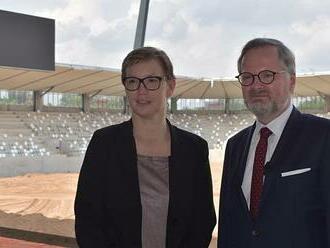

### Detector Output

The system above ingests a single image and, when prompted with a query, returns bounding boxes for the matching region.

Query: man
[218,38,330,248]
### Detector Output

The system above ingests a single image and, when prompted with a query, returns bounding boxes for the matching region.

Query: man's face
[240,46,295,124]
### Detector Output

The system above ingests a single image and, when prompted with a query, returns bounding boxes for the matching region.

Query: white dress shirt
[241,104,293,208]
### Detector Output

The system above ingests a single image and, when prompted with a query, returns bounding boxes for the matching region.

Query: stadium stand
[0,110,329,159]
[0,111,258,158]
[167,112,256,149]
[0,111,47,158]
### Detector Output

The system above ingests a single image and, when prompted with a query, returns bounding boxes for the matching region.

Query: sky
[1,0,330,79]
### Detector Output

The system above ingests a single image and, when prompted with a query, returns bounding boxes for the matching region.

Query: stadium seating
[0,110,329,158]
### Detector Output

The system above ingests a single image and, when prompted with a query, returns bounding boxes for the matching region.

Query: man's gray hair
[237,38,295,75]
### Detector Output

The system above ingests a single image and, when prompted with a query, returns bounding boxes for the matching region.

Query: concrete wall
[0,105,33,112]
[0,149,224,178]
[0,155,84,177]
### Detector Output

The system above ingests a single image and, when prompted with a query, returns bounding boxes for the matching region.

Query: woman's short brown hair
[121,47,175,82]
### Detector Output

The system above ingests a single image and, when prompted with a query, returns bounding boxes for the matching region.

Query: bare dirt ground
[0,162,223,247]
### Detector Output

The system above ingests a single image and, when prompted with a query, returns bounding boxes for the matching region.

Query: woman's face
[125,59,175,120]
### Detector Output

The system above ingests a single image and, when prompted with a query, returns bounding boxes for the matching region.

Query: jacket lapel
[166,120,187,247]
[117,119,141,203]
[233,124,256,219]
[236,124,256,185]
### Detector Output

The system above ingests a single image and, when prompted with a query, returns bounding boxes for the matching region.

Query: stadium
[1,3,330,248]
[1,64,330,248]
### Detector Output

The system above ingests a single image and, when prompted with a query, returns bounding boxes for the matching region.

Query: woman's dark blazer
[74,119,216,248]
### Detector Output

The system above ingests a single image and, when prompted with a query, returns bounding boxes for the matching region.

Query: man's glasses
[123,76,164,91]
[236,70,287,86]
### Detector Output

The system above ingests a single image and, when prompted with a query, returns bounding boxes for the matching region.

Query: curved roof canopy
[0,64,329,99]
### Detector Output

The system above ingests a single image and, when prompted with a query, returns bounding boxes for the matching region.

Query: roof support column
[33,90,43,112]
[82,94,90,112]
[123,96,130,114]
[324,95,330,113]
[224,98,230,114]
[170,97,177,114]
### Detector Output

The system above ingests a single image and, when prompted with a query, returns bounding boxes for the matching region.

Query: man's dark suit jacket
[75,119,216,248]
[218,108,330,248]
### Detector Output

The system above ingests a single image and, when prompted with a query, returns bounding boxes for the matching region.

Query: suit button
[252,230,260,236]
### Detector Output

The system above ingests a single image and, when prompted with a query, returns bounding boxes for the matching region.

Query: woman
[74,47,216,248]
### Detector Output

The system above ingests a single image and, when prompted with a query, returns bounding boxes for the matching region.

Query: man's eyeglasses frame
[235,70,287,86]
